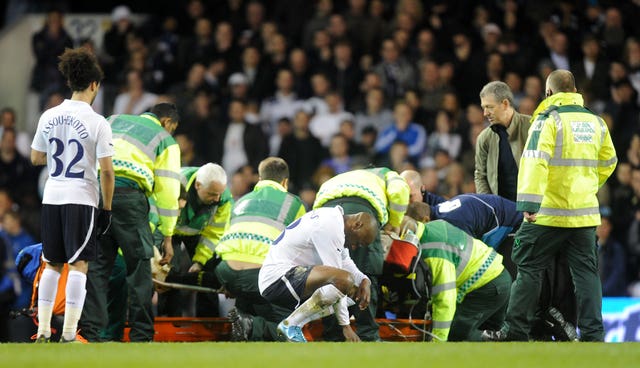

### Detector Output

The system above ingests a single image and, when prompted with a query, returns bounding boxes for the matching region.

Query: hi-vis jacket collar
[140,112,161,126]
[530,92,584,122]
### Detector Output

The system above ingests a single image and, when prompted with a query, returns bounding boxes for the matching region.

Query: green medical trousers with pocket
[449,269,511,341]
[99,253,127,341]
[505,222,603,341]
[80,188,155,342]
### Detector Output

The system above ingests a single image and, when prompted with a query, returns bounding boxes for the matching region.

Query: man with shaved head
[484,69,617,342]
[259,207,378,342]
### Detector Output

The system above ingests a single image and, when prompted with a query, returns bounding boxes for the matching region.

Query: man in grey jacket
[475,81,530,201]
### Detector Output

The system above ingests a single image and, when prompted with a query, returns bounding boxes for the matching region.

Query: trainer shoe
[60,335,88,344]
[277,321,307,342]
[546,307,579,341]
[33,334,50,343]
[480,329,507,342]
[228,308,253,342]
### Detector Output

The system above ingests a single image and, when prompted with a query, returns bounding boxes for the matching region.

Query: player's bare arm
[30,149,46,166]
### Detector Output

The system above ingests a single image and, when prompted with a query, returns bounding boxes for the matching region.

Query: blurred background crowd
[1,0,640,340]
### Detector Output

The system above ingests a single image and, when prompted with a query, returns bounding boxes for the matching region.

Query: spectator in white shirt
[112,69,158,115]
[309,91,354,147]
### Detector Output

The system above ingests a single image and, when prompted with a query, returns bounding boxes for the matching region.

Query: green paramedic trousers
[215,261,290,341]
[505,222,603,341]
[80,188,155,342]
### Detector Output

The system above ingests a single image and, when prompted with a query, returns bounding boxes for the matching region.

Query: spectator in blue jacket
[375,101,426,162]
[597,206,628,296]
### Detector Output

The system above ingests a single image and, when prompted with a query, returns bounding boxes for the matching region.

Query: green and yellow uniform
[110,113,181,236]
[216,180,305,263]
[314,167,409,230]
[150,166,233,266]
[517,93,617,226]
[505,92,617,341]
[81,112,181,342]
[414,220,511,341]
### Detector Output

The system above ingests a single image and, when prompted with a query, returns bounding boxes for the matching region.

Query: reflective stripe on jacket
[517,93,617,227]
[109,113,180,236]
[215,180,306,264]
[415,220,504,342]
[313,167,409,227]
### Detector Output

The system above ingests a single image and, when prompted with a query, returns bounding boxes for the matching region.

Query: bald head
[400,170,424,203]
[344,211,378,251]
[546,69,576,96]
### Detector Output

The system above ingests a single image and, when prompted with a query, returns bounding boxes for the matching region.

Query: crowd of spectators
[2,0,640,340]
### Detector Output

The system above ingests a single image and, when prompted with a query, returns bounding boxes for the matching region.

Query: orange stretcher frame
[122,317,431,342]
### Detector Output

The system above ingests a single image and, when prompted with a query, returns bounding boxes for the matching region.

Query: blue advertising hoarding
[602,297,640,342]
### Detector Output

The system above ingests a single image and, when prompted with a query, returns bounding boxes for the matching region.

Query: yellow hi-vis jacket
[414,220,504,342]
[517,93,617,227]
[109,113,181,236]
[173,166,233,265]
[215,180,306,264]
[313,167,410,228]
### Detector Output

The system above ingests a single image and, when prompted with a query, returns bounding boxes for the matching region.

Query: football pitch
[1,342,638,368]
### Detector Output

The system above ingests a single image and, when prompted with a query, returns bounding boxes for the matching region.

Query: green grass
[1,342,639,368]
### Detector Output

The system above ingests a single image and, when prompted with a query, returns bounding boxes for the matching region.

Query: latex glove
[97,209,112,237]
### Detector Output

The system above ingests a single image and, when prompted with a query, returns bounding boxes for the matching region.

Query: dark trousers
[80,189,155,342]
[497,237,517,279]
[157,236,219,317]
[156,236,192,317]
[215,261,289,341]
[321,197,383,341]
[99,253,127,341]
[499,236,578,339]
[506,222,604,341]
[449,269,511,341]
[530,252,577,340]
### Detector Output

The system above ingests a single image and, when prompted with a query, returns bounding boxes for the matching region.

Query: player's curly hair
[57,47,104,92]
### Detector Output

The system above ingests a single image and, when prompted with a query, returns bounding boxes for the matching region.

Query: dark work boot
[228,308,253,342]
[546,307,579,341]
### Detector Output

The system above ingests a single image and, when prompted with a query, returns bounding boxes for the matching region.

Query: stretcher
[121,279,432,342]
[123,317,430,342]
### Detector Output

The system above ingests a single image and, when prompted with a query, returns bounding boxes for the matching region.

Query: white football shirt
[31,99,113,207]
[258,206,368,294]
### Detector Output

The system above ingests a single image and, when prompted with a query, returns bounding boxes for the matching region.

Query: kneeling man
[259,206,378,342]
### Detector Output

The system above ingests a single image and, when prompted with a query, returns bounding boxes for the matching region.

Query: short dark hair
[58,47,104,92]
[406,202,431,222]
[258,157,289,183]
[547,70,576,93]
[150,103,180,122]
